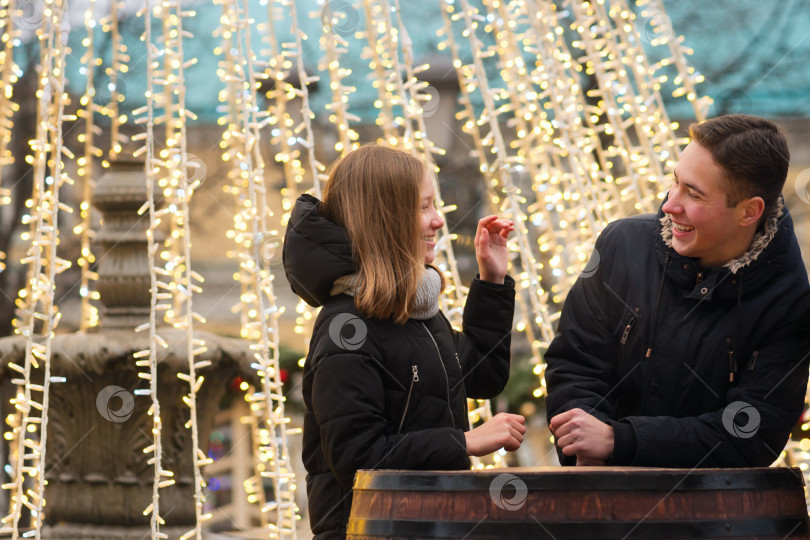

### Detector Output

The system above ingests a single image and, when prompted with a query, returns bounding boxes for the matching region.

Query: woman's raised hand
[464,412,526,456]
[475,215,514,284]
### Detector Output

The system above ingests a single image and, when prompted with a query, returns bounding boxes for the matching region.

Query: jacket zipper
[421,322,456,429]
[728,350,737,382]
[397,365,420,434]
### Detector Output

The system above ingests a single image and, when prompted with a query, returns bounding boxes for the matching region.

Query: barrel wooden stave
[347,467,810,539]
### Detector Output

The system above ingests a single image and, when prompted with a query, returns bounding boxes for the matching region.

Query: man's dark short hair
[689,115,789,220]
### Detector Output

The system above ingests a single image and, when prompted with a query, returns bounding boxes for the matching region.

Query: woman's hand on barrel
[549,408,614,463]
[475,215,514,284]
[464,412,526,456]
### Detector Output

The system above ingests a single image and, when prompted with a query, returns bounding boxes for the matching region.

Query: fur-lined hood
[654,195,801,300]
[658,197,784,275]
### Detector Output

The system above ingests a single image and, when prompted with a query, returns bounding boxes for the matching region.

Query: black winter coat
[546,199,810,467]
[283,194,516,539]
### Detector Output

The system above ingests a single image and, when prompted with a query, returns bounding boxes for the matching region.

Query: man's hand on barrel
[549,408,614,465]
[464,412,526,456]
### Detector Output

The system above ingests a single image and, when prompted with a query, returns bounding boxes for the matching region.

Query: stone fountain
[0,160,256,538]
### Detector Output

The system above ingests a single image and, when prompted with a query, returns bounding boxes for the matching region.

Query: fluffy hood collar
[655,195,803,299]
[658,197,785,275]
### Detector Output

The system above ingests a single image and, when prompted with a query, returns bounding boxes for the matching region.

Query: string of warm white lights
[76,0,102,331]
[156,3,210,539]
[635,0,711,122]
[135,1,210,538]
[269,2,321,394]
[438,2,550,422]
[436,0,545,379]
[131,3,172,538]
[284,0,324,198]
[517,0,622,227]
[99,0,129,162]
[216,0,299,535]
[441,0,559,461]
[0,0,18,274]
[389,0,467,309]
[0,1,73,537]
[490,0,611,320]
[783,418,810,486]
[360,0,397,143]
[363,0,411,148]
[566,0,673,212]
[0,0,25,531]
[261,0,321,356]
[517,0,615,389]
[319,0,359,155]
[449,0,559,394]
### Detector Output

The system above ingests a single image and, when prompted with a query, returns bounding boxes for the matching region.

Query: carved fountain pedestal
[0,161,255,538]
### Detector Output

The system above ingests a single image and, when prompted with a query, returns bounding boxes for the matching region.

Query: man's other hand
[549,408,614,463]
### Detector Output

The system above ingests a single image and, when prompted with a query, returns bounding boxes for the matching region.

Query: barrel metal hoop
[353,468,804,492]
[347,517,810,539]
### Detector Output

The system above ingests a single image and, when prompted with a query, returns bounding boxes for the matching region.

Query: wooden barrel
[347,466,809,539]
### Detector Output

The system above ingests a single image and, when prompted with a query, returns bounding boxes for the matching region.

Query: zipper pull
[747,351,758,371]
[620,320,633,345]
[411,365,419,382]
[454,352,461,369]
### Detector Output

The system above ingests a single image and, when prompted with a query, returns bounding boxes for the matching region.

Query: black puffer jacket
[283,194,516,539]
[546,198,810,467]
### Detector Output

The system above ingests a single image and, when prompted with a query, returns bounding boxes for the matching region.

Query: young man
[546,115,810,467]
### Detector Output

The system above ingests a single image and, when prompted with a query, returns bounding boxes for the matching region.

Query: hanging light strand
[260,1,305,213]
[0,0,19,274]
[162,2,209,538]
[360,0,399,144]
[502,0,614,304]
[75,0,102,331]
[131,1,174,537]
[99,0,129,162]
[452,0,557,350]
[318,0,359,155]
[437,0,548,381]
[0,0,73,537]
[285,0,324,197]
[282,0,324,362]
[136,1,209,538]
[216,0,300,535]
[635,0,711,122]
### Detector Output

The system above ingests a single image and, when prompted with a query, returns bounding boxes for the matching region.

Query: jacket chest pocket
[616,309,642,366]
[675,336,740,412]
[614,310,642,415]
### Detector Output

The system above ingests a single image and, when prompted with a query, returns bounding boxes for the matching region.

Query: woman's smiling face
[420,173,445,264]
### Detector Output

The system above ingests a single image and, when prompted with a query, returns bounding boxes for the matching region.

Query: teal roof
[21,0,809,123]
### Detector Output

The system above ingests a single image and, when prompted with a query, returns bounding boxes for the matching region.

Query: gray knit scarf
[330,266,442,320]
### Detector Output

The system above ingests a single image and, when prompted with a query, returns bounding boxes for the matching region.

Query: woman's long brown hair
[320,144,425,324]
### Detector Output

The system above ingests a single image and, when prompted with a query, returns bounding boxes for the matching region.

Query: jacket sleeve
[455,274,516,399]
[544,233,622,419]
[544,229,632,465]
[311,350,470,489]
[613,321,809,467]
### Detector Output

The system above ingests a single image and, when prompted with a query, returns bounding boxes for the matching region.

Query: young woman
[283,143,525,539]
